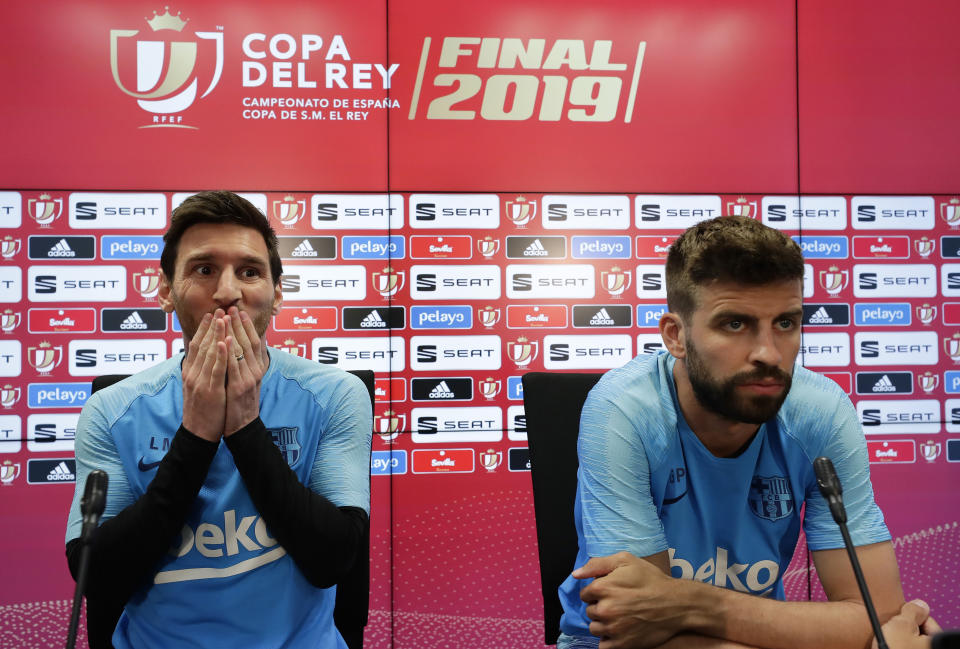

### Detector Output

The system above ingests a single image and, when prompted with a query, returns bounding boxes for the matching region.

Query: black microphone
[80,469,108,542]
[67,470,108,649]
[813,457,889,649]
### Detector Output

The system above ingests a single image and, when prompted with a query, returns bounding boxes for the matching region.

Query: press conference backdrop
[1,1,958,648]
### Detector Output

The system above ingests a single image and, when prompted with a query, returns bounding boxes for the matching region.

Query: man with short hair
[558,216,905,649]
[66,191,371,649]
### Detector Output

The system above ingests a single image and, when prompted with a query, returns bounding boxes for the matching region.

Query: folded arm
[579,542,903,649]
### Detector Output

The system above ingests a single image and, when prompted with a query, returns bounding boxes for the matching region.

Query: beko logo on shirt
[409,306,472,330]
[505,236,567,259]
[310,195,404,230]
[28,266,126,302]
[162,510,283,580]
[69,193,166,229]
[853,264,936,297]
[855,372,913,395]
[791,236,848,259]
[544,334,632,369]
[341,306,405,330]
[761,196,846,231]
[940,264,960,297]
[853,303,911,326]
[572,305,632,328]
[635,195,721,229]
[68,340,167,376]
[507,264,594,299]
[276,236,337,260]
[411,406,502,443]
[410,194,499,229]
[279,266,366,301]
[27,383,90,408]
[101,309,167,333]
[411,335,501,371]
[670,547,779,596]
[26,413,77,452]
[507,404,527,441]
[411,377,473,401]
[411,265,500,300]
[312,337,405,372]
[634,265,666,298]
[542,195,630,230]
[27,236,96,260]
[858,399,940,435]
[798,333,850,367]
[571,236,630,259]
[852,196,935,230]
[342,236,405,260]
[802,304,850,327]
[854,331,938,365]
[100,236,164,260]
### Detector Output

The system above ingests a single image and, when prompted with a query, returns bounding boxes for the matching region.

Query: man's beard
[684,336,793,425]
[170,292,273,343]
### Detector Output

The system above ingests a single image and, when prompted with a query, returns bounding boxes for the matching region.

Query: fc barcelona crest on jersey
[269,427,301,467]
[748,475,794,521]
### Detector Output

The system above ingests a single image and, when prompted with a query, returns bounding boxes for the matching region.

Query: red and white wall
[1,1,958,647]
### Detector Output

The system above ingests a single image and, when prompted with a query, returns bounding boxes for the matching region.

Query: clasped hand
[181,307,267,442]
[576,551,690,649]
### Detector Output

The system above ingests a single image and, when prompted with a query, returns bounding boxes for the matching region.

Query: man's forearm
[225,417,367,589]
[677,580,890,649]
[66,425,218,601]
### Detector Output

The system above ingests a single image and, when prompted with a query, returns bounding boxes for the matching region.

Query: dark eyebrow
[181,253,267,268]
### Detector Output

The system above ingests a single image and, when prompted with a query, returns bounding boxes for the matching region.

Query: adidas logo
[47,461,75,481]
[871,375,897,393]
[291,239,318,257]
[429,381,455,399]
[589,308,615,326]
[48,238,76,258]
[360,310,387,328]
[120,311,148,330]
[808,307,833,324]
[523,239,549,256]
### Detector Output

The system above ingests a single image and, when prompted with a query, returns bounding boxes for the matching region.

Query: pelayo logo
[110,8,224,128]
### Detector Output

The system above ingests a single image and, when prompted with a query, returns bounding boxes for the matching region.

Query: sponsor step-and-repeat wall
[1,2,958,648]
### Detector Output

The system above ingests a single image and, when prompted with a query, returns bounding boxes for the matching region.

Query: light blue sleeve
[308,372,372,514]
[65,393,136,543]
[578,386,668,559]
[802,385,890,550]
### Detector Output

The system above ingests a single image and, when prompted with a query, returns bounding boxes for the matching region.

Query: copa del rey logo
[110,8,224,128]
[28,194,63,227]
[273,196,306,229]
[506,196,536,228]
[373,267,404,298]
[726,197,757,218]
[819,266,848,296]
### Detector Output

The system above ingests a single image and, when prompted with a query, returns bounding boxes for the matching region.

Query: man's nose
[749,327,784,367]
[212,270,241,305]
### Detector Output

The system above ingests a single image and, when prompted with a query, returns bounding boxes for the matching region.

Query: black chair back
[521,371,603,646]
[87,368,376,649]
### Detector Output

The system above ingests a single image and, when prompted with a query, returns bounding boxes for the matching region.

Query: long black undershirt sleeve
[65,425,218,602]
[224,416,368,589]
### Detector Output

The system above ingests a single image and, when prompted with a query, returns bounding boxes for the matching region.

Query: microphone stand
[66,470,108,649]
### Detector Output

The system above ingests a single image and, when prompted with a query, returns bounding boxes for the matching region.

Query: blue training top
[559,351,889,640]
[66,348,371,649]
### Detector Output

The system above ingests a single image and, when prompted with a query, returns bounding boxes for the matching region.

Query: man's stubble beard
[683,334,793,425]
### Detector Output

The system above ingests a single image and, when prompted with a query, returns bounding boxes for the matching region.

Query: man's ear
[272,281,283,316]
[659,312,686,359]
[157,272,174,313]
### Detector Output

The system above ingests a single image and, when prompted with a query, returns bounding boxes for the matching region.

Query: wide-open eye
[241,267,261,279]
